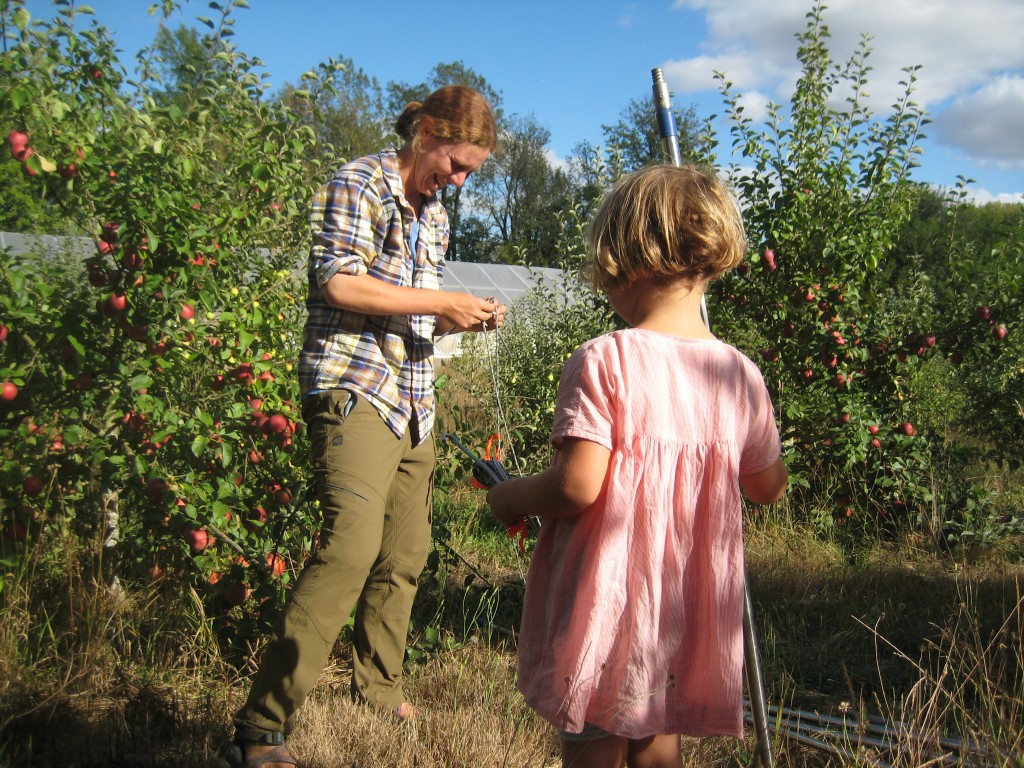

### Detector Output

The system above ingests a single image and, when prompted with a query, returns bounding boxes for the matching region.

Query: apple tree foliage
[443,2,1023,552]
[0,0,348,641]
[701,4,1022,539]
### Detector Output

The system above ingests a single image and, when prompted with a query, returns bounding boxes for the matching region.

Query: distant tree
[603,94,703,171]
[888,183,1024,312]
[146,25,222,109]
[463,113,573,265]
[278,56,388,164]
[568,94,705,212]
[385,61,504,124]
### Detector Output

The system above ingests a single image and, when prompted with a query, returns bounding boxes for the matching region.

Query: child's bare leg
[562,734,628,768]
[626,734,683,768]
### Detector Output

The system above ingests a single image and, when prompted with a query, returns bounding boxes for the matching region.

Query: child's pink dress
[517,328,781,740]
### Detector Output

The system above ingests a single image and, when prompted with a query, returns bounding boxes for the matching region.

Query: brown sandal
[224,730,298,767]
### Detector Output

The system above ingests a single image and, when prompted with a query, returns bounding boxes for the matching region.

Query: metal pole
[650,68,710,329]
[651,67,774,768]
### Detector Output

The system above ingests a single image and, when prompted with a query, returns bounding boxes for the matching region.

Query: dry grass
[2,513,1022,767]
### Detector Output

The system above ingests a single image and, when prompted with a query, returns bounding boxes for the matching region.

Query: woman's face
[406,135,490,200]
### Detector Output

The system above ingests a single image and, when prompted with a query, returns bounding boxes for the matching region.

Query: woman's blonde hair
[395,85,498,153]
[584,163,747,293]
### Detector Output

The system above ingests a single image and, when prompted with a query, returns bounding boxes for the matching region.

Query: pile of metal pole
[744,702,998,767]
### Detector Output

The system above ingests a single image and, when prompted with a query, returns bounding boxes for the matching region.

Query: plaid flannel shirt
[298,149,448,444]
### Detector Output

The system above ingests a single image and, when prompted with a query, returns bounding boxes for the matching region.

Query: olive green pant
[234,390,434,735]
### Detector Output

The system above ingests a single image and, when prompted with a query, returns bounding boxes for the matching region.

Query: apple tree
[703,2,1020,538]
[0,0,344,641]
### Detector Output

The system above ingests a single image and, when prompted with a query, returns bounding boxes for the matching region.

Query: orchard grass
[0,495,1021,767]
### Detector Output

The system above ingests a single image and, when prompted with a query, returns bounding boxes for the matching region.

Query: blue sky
[22,0,1024,204]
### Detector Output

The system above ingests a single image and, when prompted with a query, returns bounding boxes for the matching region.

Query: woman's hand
[437,295,506,334]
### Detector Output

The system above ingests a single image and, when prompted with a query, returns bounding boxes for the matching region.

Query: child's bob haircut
[584,163,747,293]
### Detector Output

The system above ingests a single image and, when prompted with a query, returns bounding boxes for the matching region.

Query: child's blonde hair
[584,163,747,293]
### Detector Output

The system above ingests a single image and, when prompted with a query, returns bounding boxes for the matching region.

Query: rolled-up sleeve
[309,176,383,288]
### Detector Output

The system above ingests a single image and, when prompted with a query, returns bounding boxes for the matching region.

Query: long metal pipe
[652,66,773,768]
[744,703,998,768]
[761,703,988,757]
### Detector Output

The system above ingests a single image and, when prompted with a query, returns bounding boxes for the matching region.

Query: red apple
[71,372,93,391]
[975,305,991,321]
[1,381,18,401]
[901,422,915,436]
[180,304,195,321]
[87,263,110,287]
[222,581,248,606]
[23,476,44,496]
[146,478,168,503]
[233,362,254,383]
[0,324,7,343]
[1,521,28,544]
[244,506,268,532]
[59,163,78,179]
[871,438,882,449]
[267,413,289,434]
[265,553,287,576]
[100,222,119,244]
[183,527,212,552]
[762,249,777,271]
[7,130,29,159]
[108,292,127,312]
[868,425,879,435]
[993,325,1008,340]
[122,248,144,271]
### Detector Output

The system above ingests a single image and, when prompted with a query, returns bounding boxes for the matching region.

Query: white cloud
[665,0,1024,174]
[544,147,568,171]
[965,188,1024,205]
[933,75,1024,170]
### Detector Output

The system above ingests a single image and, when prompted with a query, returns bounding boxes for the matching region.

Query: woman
[228,85,502,768]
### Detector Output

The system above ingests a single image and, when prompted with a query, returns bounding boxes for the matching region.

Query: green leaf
[191,435,210,457]
[238,329,255,350]
[13,8,31,30]
[66,335,87,358]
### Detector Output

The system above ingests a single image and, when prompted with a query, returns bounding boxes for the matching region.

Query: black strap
[235,728,285,746]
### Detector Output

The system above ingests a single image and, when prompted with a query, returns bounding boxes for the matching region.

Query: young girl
[487,164,788,768]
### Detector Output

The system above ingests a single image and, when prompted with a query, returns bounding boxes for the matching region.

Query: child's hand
[486,479,523,528]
